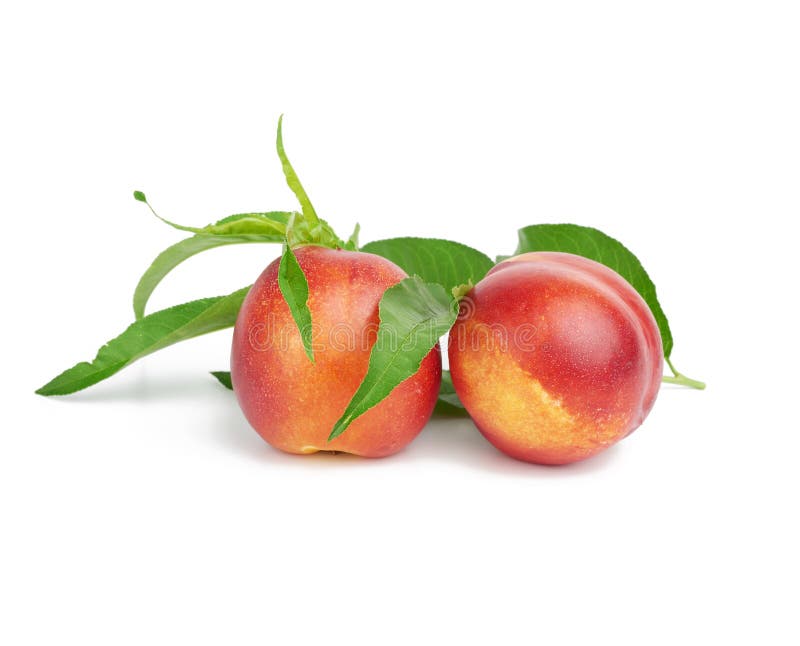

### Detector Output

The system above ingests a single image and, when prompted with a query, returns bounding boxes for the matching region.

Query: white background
[2,1,798,644]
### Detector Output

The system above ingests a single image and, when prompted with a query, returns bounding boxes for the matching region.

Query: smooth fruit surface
[449,251,663,465]
[231,246,441,457]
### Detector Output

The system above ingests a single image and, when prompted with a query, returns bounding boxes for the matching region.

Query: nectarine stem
[663,358,706,390]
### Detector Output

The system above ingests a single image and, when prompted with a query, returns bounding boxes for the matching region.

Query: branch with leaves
[37,116,705,444]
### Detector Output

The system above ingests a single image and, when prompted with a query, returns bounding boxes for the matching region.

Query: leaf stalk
[662,357,706,390]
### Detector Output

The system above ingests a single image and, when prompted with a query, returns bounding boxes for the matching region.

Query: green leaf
[344,223,360,251]
[36,287,250,396]
[276,115,319,226]
[361,237,493,292]
[451,281,474,301]
[197,211,291,236]
[275,119,346,250]
[329,277,458,440]
[438,369,465,409]
[132,213,290,320]
[134,189,292,236]
[133,191,206,234]
[284,212,345,250]
[513,224,674,358]
[210,371,233,390]
[278,243,315,363]
[432,370,470,417]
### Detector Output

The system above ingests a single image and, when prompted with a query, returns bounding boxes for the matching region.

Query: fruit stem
[663,357,706,390]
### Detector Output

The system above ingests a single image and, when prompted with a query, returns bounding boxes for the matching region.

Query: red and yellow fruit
[448,252,663,465]
[231,245,441,457]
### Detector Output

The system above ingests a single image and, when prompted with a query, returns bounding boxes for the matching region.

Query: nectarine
[448,252,663,465]
[231,245,442,457]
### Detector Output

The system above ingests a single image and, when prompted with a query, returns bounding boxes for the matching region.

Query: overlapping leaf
[278,244,315,362]
[361,237,492,291]
[329,277,458,440]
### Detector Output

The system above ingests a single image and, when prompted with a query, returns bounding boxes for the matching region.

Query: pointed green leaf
[197,211,291,236]
[36,287,250,396]
[278,243,315,362]
[133,191,204,234]
[272,117,348,250]
[210,371,233,390]
[143,205,292,237]
[329,277,457,440]
[276,115,319,226]
[134,185,292,236]
[344,223,361,251]
[361,238,493,292]
[513,224,673,357]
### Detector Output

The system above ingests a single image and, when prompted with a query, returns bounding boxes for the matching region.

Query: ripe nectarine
[448,252,663,465]
[231,245,442,457]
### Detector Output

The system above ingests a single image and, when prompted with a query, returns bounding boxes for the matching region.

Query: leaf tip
[303,346,316,365]
[345,222,361,251]
[133,190,147,203]
[276,114,285,145]
[327,423,346,443]
[210,371,234,390]
[35,378,64,396]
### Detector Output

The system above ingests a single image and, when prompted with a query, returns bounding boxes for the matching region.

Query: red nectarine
[231,245,442,457]
[448,252,663,465]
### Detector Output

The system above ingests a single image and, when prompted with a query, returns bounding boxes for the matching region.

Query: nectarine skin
[231,246,441,458]
[448,252,663,465]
